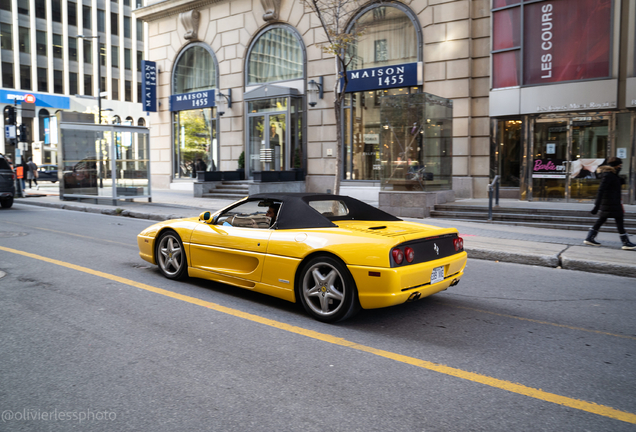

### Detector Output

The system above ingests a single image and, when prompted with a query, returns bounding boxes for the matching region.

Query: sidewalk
[14,185,636,278]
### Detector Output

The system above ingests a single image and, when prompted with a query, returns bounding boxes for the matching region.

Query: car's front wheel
[1,197,13,208]
[298,255,360,323]
[156,230,188,280]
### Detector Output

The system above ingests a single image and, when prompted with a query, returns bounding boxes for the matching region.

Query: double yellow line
[1,244,634,425]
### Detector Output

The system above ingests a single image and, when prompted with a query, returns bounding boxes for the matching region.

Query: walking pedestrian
[584,157,636,250]
[26,158,39,189]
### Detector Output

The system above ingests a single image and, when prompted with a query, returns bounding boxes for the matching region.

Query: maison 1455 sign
[343,62,422,93]
[170,90,215,112]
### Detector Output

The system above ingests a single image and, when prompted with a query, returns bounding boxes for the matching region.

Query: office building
[0,0,149,165]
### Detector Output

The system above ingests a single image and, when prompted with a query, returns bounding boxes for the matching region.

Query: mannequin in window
[270,125,281,170]
[270,124,280,147]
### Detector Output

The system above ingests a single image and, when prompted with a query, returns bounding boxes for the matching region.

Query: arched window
[112,115,121,124]
[347,5,419,70]
[247,26,304,84]
[173,44,216,94]
[125,116,134,125]
[137,118,146,126]
[171,43,219,180]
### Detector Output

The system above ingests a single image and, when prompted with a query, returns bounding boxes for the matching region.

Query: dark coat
[593,165,624,218]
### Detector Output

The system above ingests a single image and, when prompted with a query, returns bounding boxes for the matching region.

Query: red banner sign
[523,0,611,85]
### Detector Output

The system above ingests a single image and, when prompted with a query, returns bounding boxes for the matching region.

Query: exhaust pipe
[449,278,459,287]
[407,292,421,302]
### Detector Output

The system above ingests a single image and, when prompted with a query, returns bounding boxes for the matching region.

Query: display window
[171,43,218,179]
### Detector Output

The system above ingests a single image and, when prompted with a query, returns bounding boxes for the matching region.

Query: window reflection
[248,27,303,84]
[174,45,216,94]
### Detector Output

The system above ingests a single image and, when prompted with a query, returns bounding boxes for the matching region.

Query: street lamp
[307,76,324,107]
[77,34,102,124]
[216,88,232,116]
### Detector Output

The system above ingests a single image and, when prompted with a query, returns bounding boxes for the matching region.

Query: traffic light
[3,106,16,125]
[18,124,27,141]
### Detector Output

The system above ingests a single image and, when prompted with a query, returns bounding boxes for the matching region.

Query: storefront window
[380,93,453,191]
[174,108,217,178]
[247,27,303,84]
[172,44,218,179]
[344,4,421,181]
[494,120,522,187]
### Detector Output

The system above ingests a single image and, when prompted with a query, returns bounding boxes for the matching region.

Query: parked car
[0,154,16,208]
[37,164,59,183]
[137,193,467,322]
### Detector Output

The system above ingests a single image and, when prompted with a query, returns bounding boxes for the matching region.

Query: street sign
[21,101,36,118]
[142,60,158,112]
[5,125,16,139]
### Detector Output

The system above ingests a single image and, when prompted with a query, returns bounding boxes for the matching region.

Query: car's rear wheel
[1,197,13,208]
[156,230,188,280]
[298,256,360,323]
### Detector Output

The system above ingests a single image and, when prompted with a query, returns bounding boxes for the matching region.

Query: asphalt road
[1,203,635,431]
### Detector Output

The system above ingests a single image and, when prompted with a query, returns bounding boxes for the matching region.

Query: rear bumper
[348,251,467,309]
[1,191,15,199]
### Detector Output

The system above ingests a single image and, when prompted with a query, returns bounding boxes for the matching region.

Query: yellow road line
[439,302,636,341]
[1,244,634,425]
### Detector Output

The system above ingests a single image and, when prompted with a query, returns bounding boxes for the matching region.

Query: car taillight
[405,247,415,263]
[392,248,404,264]
[453,237,464,251]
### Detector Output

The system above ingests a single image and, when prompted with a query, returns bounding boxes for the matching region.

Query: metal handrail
[488,175,500,221]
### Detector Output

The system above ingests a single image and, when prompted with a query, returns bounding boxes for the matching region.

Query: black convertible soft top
[248,193,402,230]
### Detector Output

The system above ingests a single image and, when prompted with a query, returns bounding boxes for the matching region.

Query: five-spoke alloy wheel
[298,256,359,323]
[156,231,188,280]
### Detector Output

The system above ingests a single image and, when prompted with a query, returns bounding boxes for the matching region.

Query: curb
[466,248,559,268]
[561,257,636,278]
[18,200,184,221]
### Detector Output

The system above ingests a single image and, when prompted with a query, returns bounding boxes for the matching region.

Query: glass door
[248,113,287,173]
[532,120,568,200]
[570,119,608,200]
[248,116,265,173]
[530,116,610,201]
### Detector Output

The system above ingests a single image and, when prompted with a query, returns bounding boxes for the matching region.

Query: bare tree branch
[302,0,364,194]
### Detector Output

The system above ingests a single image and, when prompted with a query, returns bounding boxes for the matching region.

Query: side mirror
[199,211,212,223]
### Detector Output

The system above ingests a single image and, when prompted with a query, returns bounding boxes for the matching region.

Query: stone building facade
[135,0,491,199]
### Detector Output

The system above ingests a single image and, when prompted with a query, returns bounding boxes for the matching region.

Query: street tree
[303,0,363,195]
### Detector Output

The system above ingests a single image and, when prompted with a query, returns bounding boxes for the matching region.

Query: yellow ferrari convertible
[137,193,467,322]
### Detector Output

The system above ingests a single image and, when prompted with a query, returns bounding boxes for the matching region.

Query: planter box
[222,171,241,181]
[253,171,280,182]
[198,171,223,181]
[279,170,296,181]
[253,170,303,182]
[198,171,242,181]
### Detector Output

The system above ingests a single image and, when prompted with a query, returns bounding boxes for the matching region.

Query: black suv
[0,154,16,208]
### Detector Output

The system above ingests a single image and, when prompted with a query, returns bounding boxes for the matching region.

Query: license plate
[430,266,444,284]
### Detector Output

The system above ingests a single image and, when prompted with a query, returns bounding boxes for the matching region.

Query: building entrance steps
[201,181,251,200]
[430,199,636,232]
